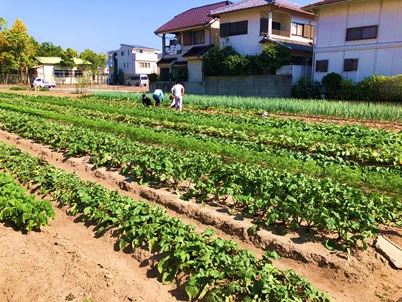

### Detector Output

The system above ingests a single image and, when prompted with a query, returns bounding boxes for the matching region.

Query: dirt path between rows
[0,88,402,302]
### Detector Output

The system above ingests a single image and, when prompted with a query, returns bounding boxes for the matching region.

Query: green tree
[36,42,63,57]
[79,49,107,83]
[0,18,6,31]
[0,18,38,83]
[257,43,290,75]
[117,68,124,85]
[60,47,78,84]
[0,18,10,77]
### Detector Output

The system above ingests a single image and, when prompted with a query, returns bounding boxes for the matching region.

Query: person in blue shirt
[152,88,164,107]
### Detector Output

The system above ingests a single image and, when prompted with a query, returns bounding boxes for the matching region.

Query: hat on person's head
[142,94,146,97]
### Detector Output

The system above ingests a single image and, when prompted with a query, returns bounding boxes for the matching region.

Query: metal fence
[0,74,108,85]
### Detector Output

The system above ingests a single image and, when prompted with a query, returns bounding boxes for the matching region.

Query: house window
[54,70,63,78]
[74,70,83,77]
[272,21,281,31]
[54,70,71,77]
[344,59,358,71]
[292,23,315,39]
[139,62,150,68]
[220,20,248,37]
[136,49,143,53]
[260,17,268,35]
[121,51,124,56]
[303,24,315,39]
[315,60,328,72]
[183,30,205,45]
[346,25,378,41]
[292,23,303,36]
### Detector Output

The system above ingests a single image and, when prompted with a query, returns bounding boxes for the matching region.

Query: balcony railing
[165,44,182,56]
[272,29,290,37]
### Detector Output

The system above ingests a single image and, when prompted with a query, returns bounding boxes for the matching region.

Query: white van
[126,74,149,86]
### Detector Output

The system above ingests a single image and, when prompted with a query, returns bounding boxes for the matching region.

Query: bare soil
[0,87,402,302]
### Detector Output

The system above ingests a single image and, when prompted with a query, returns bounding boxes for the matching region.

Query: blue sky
[1,0,313,55]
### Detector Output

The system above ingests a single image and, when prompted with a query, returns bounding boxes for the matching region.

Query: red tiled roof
[154,1,232,34]
[209,0,313,17]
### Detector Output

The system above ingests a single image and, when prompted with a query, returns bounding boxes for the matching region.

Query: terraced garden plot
[0,89,401,302]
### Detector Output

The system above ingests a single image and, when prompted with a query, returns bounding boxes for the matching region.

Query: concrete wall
[151,75,292,97]
[187,59,203,82]
[277,65,312,84]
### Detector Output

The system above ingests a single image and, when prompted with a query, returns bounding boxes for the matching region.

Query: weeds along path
[1,128,402,302]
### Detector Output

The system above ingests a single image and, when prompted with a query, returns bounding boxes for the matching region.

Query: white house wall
[116,45,159,78]
[45,66,56,82]
[313,0,402,82]
[220,10,263,55]
[219,8,315,55]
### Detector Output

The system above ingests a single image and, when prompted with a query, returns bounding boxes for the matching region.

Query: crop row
[0,172,55,231]
[2,92,401,148]
[0,142,332,302]
[1,93,401,170]
[0,109,401,250]
[89,90,402,122]
[1,96,402,198]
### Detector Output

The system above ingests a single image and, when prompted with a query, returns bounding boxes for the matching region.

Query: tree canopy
[36,42,63,57]
[79,49,107,74]
[0,17,107,82]
[203,44,290,76]
[0,18,38,78]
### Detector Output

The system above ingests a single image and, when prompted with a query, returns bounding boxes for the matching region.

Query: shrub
[321,72,342,99]
[257,43,290,75]
[75,74,91,94]
[203,45,290,76]
[339,77,355,100]
[292,78,322,99]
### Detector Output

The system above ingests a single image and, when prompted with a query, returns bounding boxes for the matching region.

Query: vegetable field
[0,89,401,302]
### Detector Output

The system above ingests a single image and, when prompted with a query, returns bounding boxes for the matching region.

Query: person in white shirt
[171,81,185,111]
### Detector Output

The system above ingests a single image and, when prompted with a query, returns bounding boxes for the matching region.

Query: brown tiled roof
[302,0,348,11]
[259,37,313,52]
[182,45,214,58]
[154,1,232,34]
[209,0,313,17]
[156,58,176,66]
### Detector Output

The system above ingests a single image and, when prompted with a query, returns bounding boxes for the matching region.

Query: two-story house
[208,0,316,81]
[303,0,402,83]
[107,44,160,84]
[154,1,233,82]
